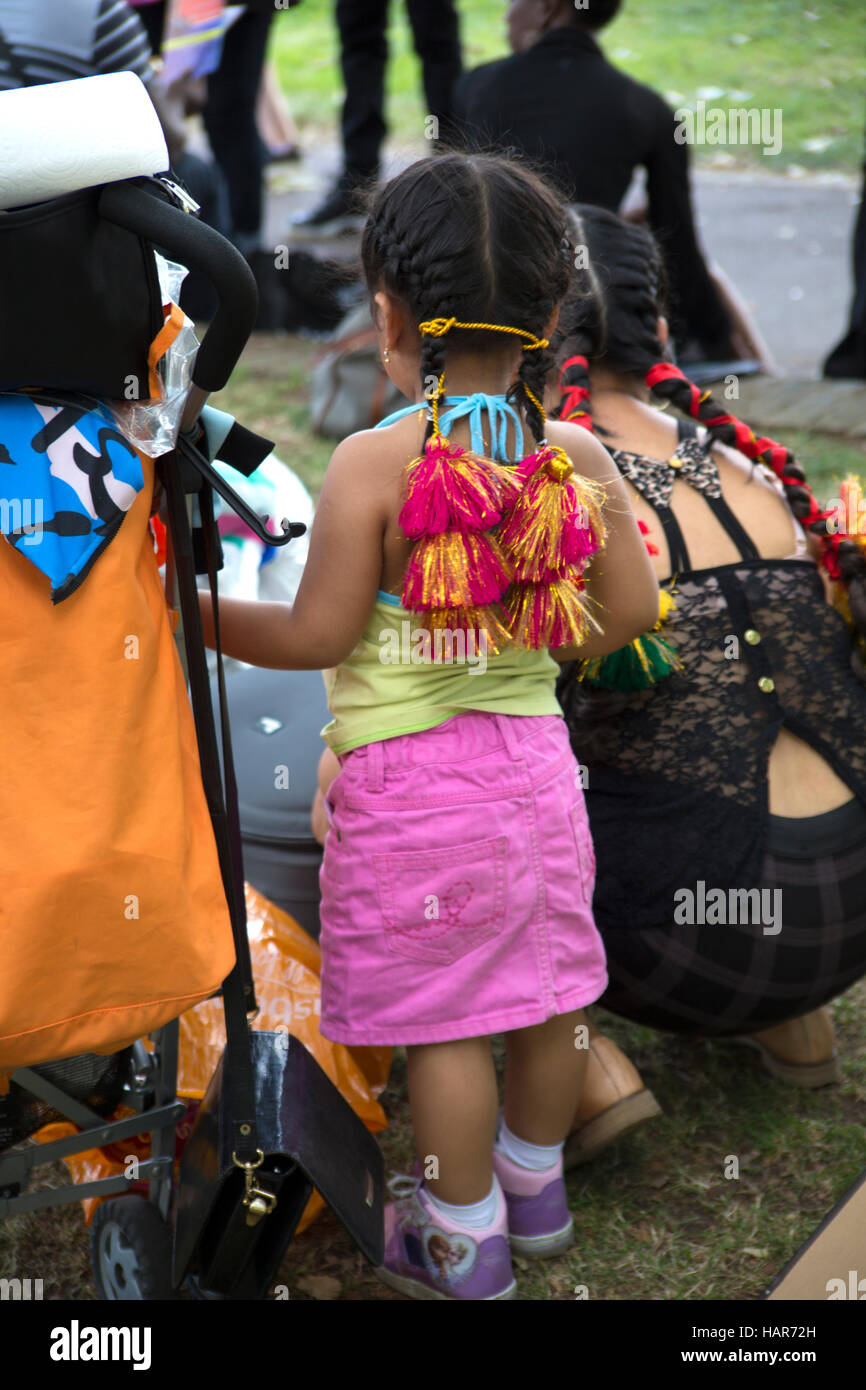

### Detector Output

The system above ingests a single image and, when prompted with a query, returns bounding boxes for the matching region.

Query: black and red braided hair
[552,206,607,434]
[552,204,866,642]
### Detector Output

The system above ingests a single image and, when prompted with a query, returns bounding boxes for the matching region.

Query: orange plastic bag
[35,885,392,1232]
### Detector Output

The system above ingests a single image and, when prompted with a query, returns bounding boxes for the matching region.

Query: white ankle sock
[424,1177,500,1230]
[495,1118,563,1172]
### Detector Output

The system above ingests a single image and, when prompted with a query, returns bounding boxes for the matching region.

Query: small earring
[383,348,391,363]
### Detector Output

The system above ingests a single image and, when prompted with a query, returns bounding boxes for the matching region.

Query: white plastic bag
[109,254,200,457]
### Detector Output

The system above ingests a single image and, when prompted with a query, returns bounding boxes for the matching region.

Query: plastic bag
[109,253,200,458]
[34,885,391,1231]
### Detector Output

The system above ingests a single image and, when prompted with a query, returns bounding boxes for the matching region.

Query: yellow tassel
[656,587,677,627]
[403,531,513,611]
[499,449,607,580]
[426,604,513,656]
[505,574,603,650]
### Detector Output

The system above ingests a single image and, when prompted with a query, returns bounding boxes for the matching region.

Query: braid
[511,346,552,447]
[419,335,447,441]
[556,344,594,432]
[647,363,866,641]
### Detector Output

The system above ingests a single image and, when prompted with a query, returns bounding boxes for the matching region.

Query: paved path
[261,146,862,379]
[691,169,860,376]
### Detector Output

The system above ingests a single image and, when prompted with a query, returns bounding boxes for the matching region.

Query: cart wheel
[90,1197,174,1301]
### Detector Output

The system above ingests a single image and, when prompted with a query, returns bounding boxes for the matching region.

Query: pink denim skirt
[317,712,607,1046]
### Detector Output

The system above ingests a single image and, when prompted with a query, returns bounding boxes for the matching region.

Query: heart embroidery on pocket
[374,836,507,965]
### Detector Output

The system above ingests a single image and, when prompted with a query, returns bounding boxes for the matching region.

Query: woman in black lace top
[554,205,866,1160]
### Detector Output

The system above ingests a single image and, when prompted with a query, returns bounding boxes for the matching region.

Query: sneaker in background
[289,172,369,241]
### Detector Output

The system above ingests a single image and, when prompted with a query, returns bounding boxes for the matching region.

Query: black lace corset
[558,424,866,929]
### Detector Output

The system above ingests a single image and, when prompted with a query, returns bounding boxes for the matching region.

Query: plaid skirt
[599,797,866,1035]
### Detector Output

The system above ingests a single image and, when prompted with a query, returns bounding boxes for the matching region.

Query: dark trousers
[824,156,866,379]
[203,9,274,246]
[336,0,462,180]
[134,1,166,53]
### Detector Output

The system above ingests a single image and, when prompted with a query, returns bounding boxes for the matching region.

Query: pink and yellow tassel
[496,443,607,648]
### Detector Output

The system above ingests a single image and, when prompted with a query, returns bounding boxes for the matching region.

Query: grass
[270,0,866,175]
[4,985,865,1301]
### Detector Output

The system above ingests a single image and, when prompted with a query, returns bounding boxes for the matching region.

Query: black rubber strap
[161,451,259,1164]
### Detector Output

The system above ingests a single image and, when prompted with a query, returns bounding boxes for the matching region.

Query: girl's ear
[657,314,670,348]
[373,290,408,353]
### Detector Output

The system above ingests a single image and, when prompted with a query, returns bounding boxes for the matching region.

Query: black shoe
[289,173,371,240]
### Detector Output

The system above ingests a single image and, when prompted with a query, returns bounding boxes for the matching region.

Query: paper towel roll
[0,72,169,211]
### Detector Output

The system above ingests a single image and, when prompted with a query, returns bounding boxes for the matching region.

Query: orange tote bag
[0,449,235,1070]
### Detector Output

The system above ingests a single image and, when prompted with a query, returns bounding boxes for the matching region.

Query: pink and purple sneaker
[492,1150,574,1259]
[374,1175,518,1301]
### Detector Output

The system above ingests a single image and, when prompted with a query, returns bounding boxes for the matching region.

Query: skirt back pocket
[374,835,507,966]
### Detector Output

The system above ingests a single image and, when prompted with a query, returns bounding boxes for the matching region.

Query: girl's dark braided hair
[555,204,866,640]
[360,152,573,449]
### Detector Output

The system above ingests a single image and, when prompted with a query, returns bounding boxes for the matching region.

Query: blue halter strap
[375,392,526,464]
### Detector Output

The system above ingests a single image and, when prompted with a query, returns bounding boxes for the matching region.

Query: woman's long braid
[647,365,866,639]
[556,341,594,431]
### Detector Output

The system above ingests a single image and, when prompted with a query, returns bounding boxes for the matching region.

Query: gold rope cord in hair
[418,319,549,434]
[429,373,446,439]
[418,317,549,352]
[521,382,547,432]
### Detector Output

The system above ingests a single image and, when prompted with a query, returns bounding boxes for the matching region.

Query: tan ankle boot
[564,1032,661,1169]
[736,1006,840,1088]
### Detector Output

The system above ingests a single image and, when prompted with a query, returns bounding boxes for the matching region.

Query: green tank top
[320,394,561,754]
[321,592,561,754]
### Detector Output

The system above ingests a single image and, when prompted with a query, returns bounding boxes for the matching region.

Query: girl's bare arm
[199,433,388,669]
[546,419,660,661]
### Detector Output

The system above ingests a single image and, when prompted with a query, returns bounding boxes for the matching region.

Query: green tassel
[578,631,682,691]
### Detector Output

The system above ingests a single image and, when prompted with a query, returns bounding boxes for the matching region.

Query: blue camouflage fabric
[0,393,144,601]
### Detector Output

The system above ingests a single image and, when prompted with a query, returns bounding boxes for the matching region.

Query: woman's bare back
[589,391,854,817]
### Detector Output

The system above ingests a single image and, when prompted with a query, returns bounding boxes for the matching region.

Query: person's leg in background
[173,148,232,322]
[291,0,389,236]
[130,0,167,53]
[824,136,866,379]
[338,0,390,185]
[203,9,274,257]
[405,0,462,149]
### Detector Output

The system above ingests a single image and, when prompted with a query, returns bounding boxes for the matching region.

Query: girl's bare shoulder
[545,417,623,483]
[319,410,424,501]
[327,409,427,481]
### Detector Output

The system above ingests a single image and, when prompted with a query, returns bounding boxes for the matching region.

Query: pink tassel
[498,446,605,581]
[402,531,513,612]
[399,438,522,539]
[505,575,601,650]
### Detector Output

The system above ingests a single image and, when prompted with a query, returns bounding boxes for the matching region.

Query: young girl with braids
[553,206,866,1121]
[199,154,658,1299]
